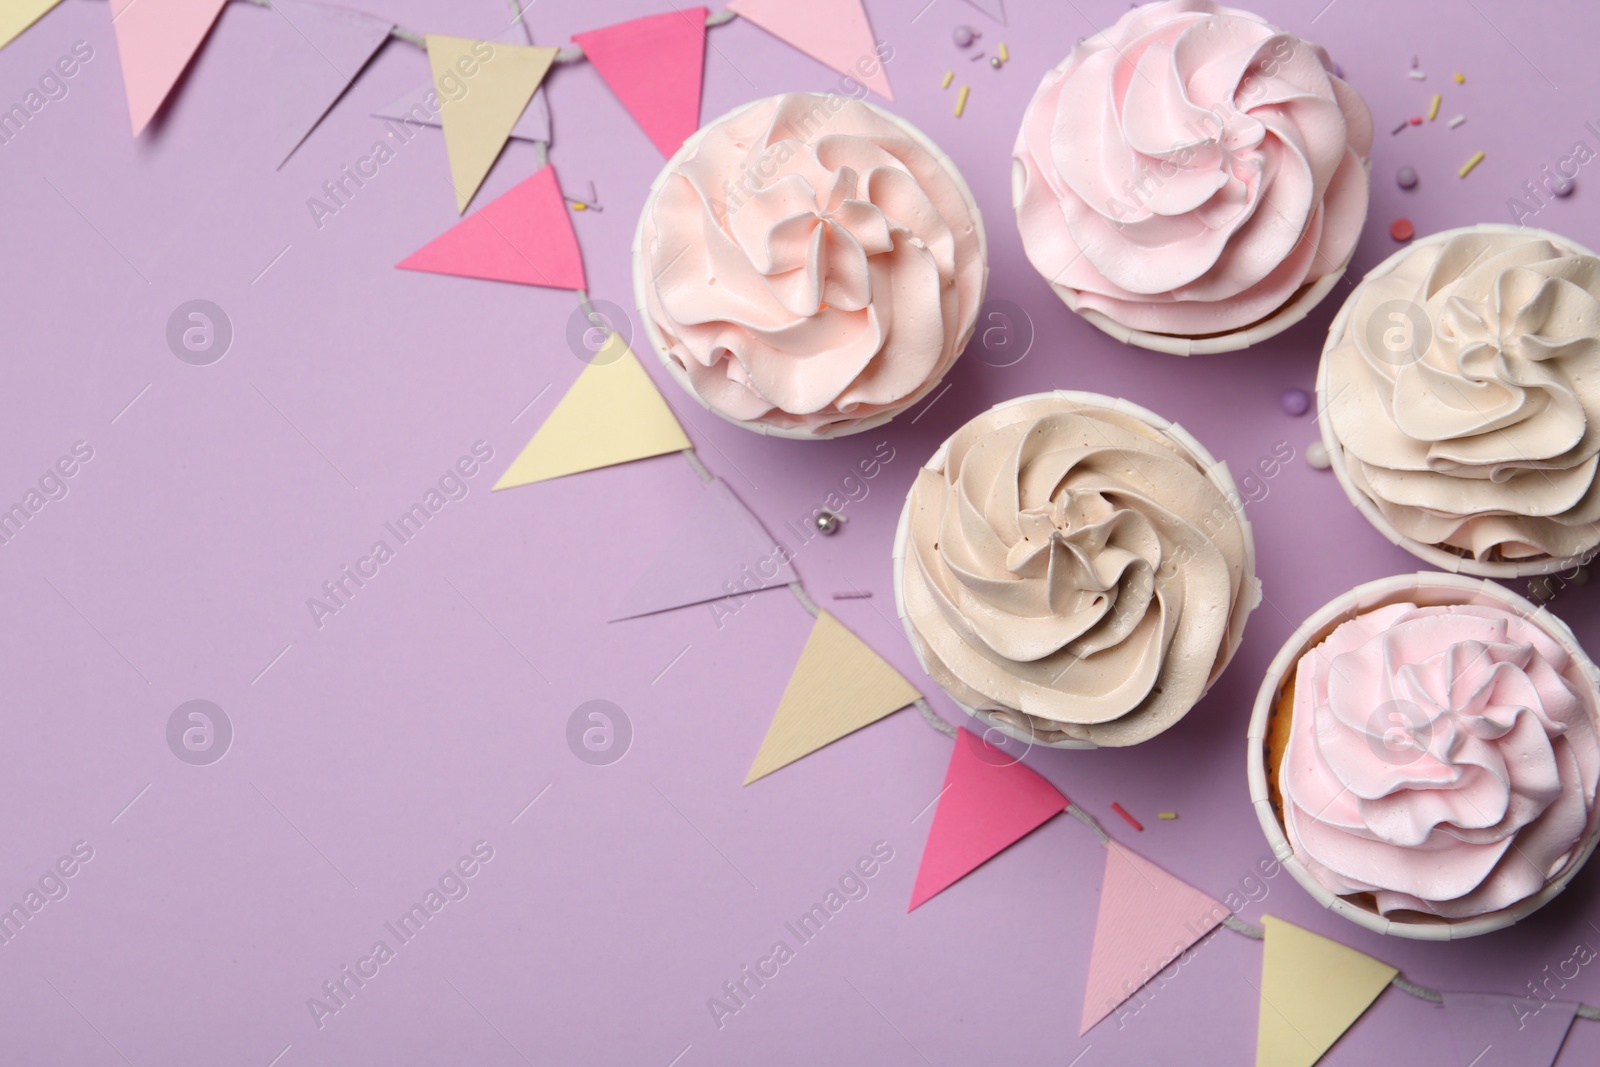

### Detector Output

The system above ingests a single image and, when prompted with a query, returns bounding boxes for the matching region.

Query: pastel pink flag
[726,0,892,100]
[1442,992,1578,1067]
[272,0,393,166]
[1080,841,1229,1034]
[908,729,1066,911]
[573,8,707,157]
[110,0,230,136]
[396,165,586,291]
[611,478,795,621]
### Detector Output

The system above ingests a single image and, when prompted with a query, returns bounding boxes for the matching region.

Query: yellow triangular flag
[745,611,921,784]
[1,0,63,51]
[426,35,558,212]
[1256,916,1397,1067]
[493,336,691,489]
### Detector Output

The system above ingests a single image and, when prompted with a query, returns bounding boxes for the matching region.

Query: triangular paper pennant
[493,335,690,489]
[373,26,551,145]
[726,0,892,100]
[424,34,558,212]
[1081,841,1230,1034]
[573,8,707,157]
[110,0,231,136]
[397,165,585,290]
[745,611,920,784]
[908,729,1067,909]
[612,478,795,620]
[961,0,1008,25]
[1,0,63,52]
[271,0,393,166]
[1256,916,1396,1067]
[1442,992,1578,1067]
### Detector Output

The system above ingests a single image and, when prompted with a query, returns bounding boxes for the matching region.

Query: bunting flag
[372,26,551,145]
[1441,992,1578,1067]
[494,335,690,489]
[572,8,707,157]
[909,729,1067,910]
[725,0,892,100]
[271,0,393,166]
[425,34,558,212]
[397,165,585,290]
[962,0,1009,24]
[612,478,796,621]
[1,0,63,52]
[1080,841,1230,1034]
[110,0,231,136]
[1256,916,1396,1067]
[745,611,920,784]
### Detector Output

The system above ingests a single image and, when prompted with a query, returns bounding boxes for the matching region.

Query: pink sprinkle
[1111,802,1144,832]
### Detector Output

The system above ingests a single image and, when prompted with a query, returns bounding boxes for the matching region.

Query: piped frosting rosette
[1321,225,1600,576]
[1011,0,1372,353]
[894,392,1259,747]
[633,93,987,438]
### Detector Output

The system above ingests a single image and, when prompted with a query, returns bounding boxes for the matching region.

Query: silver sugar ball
[816,510,841,535]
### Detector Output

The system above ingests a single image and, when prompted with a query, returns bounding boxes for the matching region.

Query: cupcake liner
[1317,223,1600,579]
[1247,571,1600,939]
[632,97,989,441]
[893,389,1259,748]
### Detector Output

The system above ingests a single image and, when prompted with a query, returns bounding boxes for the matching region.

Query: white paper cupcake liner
[1247,571,1600,939]
[631,96,989,441]
[892,389,1260,749]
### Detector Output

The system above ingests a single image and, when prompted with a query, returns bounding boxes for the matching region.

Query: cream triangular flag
[493,335,690,489]
[745,611,920,784]
[1,0,62,51]
[1256,915,1397,1067]
[426,35,558,212]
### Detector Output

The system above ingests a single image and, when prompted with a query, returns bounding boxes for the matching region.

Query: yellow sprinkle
[998,42,1010,62]
[941,70,953,89]
[954,84,970,118]
[1158,812,1178,820]
[1428,93,1441,121]
[1454,72,1465,84]
[1458,150,1486,178]
[571,202,587,211]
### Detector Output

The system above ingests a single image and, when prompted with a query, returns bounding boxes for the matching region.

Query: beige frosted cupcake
[632,93,987,439]
[893,391,1260,747]
[1320,225,1600,577]
[1249,573,1600,938]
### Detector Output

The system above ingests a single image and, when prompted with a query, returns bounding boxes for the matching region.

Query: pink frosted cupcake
[633,93,988,438]
[1012,0,1372,354]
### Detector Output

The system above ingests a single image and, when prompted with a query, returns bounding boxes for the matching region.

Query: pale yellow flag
[746,611,921,784]
[494,336,690,489]
[1,0,63,51]
[426,35,558,212]
[1256,915,1397,1067]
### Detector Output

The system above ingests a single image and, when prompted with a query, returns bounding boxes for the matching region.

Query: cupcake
[893,391,1260,747]
[1321,225,1600,577]
[632,93,987,438]
[1011,0,1372,354]
[1249,573,1600,938]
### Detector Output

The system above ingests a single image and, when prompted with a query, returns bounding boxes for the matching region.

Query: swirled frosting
[1012,0,1371,338]
[1325,231,1600,563]
[900,396,1257,746]
[638,93,985,435]
[1283,602,1600,917]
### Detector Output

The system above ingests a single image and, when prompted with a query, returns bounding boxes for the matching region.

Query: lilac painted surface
[1,1,1598,1065]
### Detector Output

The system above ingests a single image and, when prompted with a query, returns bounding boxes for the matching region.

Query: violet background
[2,0,1599,1063]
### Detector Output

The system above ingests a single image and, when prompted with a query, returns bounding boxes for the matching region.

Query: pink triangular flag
[272,0,393,166]
[110,0,231,136]
[1080,841,1230,1034]
[397,165,585,290]
[1442,992,1577,1067]
[909,729,1066,911]
[611,478,795,620]
[573,8,707,157]
[726,0,892,100]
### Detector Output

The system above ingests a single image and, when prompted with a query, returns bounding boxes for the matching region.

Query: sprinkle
[1396,165,1418,189]
[831,591,873,600]
[1390,120,1408,135]
[1281,388,1310,416]
[953,25,977,48]
[954,84,970,117]
[571,202,587,211]
[1454,72,1465,84]
[998,42,1010,62]
[1458,150,1486,178]
[1306,440,1331,469]
[1409,69,1427,81]
[1448,114,1466,129]
[1158,812,1178,821]
[970,51,987,62]
[1111,803,1143,832]
[989,56,1002,69]
[1409,116,1423,125]
[1390,218,1415,242]
[941,70,953,89]
[1427,93,1441,121]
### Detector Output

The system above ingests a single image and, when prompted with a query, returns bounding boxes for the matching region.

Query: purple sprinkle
[1397,165,1418,189]
[1281,388,1311,417]
[953,25,977,47]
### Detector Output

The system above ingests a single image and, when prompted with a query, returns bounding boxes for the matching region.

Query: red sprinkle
[1409,116,1423,125]
[1390,217,1416,242]
[1111,802,1144,832]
